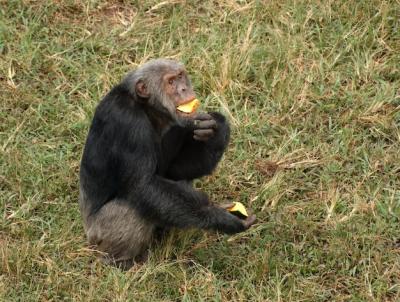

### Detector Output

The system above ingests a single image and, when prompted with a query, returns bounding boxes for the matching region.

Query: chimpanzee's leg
[80,196,155,269]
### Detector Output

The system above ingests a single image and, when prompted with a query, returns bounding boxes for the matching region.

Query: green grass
[1,0,399,301]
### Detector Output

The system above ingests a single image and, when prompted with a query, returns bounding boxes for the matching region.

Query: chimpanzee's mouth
[181,96,196,105]
[176,98,200,114]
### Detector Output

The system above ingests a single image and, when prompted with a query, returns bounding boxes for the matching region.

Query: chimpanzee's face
[133,59,197,120]
[163,70,196,117]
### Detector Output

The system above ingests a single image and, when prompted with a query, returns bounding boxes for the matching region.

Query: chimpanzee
[79,59,256,269]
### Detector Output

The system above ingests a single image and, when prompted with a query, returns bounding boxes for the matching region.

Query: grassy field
[1,0,400,301]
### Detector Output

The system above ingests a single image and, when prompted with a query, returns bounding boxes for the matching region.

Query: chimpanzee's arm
[130,176,246,234]
[166,112,230,181]
[119,148,245,234]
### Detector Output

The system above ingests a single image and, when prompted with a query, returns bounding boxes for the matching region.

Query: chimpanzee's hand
[242,213,257,229]
[192,112,217,142]
[220,203,257,230]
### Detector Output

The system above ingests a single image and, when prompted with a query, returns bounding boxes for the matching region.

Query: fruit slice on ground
[228,202,248,218]
[176,99,200,113]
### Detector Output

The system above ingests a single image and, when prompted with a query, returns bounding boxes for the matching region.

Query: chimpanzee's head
[125,59,196,121]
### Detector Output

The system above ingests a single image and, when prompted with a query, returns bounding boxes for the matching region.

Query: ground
[1,1,399,301]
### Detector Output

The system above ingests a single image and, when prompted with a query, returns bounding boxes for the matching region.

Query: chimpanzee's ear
[135,80,150,98]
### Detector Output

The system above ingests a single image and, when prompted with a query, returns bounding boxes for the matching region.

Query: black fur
[80,82,245,235]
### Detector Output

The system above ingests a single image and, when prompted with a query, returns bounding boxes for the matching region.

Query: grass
[1,0,399,301]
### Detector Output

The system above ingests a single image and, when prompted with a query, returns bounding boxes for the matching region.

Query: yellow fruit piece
[228,202,248,217]
[176,99,200,113]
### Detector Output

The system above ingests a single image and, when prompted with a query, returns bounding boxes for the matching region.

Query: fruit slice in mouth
[176,99,200,113]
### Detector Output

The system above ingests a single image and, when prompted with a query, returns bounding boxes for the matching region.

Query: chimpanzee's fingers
[219,202,235,210]
[196,119,217,129]
[243,214,257,229]
[193,135,209,142]
[193,112,213,121]
[194,129,214,137]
